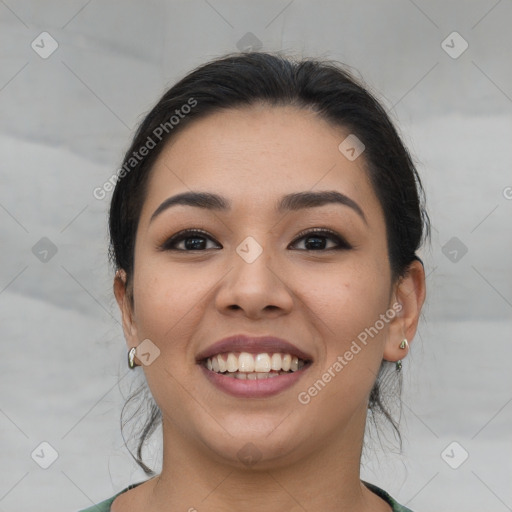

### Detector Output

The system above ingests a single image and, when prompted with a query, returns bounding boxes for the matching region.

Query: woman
[79,51,428,512]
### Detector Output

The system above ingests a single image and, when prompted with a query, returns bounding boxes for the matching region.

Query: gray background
[1,1,511,511]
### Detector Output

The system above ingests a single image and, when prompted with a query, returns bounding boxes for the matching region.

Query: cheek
[291,271,390,432]
[131,263,206,411]
[298,261,389,337]
[131,260,198,342]
[131,255,225,367]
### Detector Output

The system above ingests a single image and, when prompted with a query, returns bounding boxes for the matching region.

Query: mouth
[202,351,310,379]
[196,335,313,398]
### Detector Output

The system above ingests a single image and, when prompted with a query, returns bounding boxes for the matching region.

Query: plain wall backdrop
[1,1,511,511]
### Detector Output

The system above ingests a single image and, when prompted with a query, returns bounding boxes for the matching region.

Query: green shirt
[76,480,414,511]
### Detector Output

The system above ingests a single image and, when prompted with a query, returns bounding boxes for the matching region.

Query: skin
[112,104,426,512]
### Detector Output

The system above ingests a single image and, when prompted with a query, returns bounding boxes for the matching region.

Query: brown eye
[159,229,222,251]
[289,229,352,251]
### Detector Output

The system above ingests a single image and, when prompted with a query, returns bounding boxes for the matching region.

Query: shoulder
[77,479,414,512]
[363,481,416,512]
[75,482,145,512]
[76,495,116,512]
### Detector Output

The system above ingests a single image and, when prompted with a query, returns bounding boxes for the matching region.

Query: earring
[396,338,408,372]
[128,347,137,369]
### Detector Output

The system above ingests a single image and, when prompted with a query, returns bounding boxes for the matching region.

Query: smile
[204,351,307,380]
[200,351,312,398]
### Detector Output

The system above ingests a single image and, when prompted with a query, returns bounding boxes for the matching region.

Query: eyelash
[158,228,352,252]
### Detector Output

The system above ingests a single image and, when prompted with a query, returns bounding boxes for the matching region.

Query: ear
[383,259,426,362]
[113,269,139,350]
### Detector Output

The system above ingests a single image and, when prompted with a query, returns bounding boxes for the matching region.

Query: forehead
[140,105,382,223]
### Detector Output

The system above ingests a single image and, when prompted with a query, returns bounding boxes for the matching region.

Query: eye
[158,228,351,252]
[289,228,352,251]
[159,229,222,251]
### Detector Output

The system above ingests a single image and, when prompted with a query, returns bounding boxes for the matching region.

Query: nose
[214,244,294,320]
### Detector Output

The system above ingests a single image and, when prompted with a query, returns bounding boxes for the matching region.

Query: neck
[142,407,390,512]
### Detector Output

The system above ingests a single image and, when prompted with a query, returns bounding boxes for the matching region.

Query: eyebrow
[150,190,367,224]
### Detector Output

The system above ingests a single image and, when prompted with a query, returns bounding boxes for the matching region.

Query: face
[116,104,419,469]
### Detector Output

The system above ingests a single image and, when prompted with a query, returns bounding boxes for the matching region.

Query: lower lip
[199,363,311,398]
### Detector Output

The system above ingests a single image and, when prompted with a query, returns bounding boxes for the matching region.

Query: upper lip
[196,334,314,362]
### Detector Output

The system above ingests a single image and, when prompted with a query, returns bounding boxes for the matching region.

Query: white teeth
[238,352,255,372]
[271,353,282,371]
[217,355,227,372]
[226,353,238,372]
[224,371,292,379]
[254,353,271,372]
[204,351,308,375]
